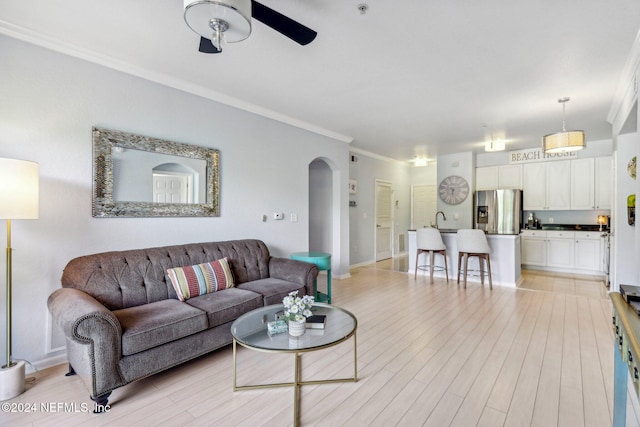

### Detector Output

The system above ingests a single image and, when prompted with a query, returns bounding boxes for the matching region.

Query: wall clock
[438,175,469,205]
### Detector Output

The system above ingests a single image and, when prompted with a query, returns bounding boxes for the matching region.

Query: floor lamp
[0,158,39,401]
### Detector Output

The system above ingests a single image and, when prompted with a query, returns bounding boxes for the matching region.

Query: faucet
[435,211,447,229]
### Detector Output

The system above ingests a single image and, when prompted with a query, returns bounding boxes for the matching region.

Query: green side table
[291,251,332,304]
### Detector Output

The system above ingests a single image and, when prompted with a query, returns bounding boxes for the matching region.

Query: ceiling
[2,1,640,162]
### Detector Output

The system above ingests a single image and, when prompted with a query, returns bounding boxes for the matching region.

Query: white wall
[0,35,351,369]
[614,132,640,289]
[411,161,438,184]
[309,159,333,254]
[349,152,411,266]
[436,152,475,229]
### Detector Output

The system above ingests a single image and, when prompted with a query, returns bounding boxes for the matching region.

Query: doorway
[375,180,393,261]
[309,159,333,254]
[152,172,192,203]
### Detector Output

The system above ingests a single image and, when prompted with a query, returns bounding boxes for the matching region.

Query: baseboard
[349,260,376,269]
[24,352,67,375]
[522,265,605,281]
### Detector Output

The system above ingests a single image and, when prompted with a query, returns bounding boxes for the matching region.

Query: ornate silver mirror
[92,127,219,217]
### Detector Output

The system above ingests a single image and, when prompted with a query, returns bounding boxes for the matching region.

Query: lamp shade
[542,130,585,154]
[0,158,39,219]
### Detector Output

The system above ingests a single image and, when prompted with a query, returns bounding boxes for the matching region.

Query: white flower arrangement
[282,291,314,323]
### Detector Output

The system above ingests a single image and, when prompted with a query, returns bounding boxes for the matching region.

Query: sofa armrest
[48,288,122,344]
[48,288,124,396]
[268,257,319,297]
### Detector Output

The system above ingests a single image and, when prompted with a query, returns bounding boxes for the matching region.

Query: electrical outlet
[274,212,284,220]
[290,213,298,222]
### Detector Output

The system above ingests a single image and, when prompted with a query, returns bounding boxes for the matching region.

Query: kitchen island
[408,229,522,287]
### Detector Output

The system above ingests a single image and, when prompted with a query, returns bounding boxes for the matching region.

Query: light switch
[274,212,284,220]
[291,213,298,222]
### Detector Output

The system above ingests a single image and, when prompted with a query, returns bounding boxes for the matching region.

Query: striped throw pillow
[167,257,234,301]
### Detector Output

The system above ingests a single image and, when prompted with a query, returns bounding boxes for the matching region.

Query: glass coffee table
[231,303,358,427]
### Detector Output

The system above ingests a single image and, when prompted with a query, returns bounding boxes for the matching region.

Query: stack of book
[306,314,327,329]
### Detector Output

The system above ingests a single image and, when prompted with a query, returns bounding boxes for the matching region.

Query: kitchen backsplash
[523,210,611,226]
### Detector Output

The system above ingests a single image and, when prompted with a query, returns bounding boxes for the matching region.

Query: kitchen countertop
[533,224,607,232]
[408,228,520,235]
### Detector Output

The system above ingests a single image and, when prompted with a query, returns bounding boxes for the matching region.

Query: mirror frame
[92,127,220,217]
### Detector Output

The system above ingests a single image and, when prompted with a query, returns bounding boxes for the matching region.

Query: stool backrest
[417,227,446,250]
[457,229,490,254]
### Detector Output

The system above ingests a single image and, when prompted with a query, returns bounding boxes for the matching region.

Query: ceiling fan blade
[199,37,220,54]
[251,1,317,46]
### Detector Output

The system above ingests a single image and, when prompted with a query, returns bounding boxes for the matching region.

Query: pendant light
[542,97,585,153]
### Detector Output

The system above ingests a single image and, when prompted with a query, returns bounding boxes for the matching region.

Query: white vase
[288,319,306,337]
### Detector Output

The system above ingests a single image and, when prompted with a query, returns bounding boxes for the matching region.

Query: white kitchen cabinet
[571,158,595,209]
[520,230,605,275]
[499,164,523,189]
[523,163,547,210]
[574,232,603,272]
[523,161,571,210]
[521,230,547,266]
[546,231,574,269]
[476,166,499,190]
[595,157,612,209]
[476,164,523,190]
[546,161,572,209]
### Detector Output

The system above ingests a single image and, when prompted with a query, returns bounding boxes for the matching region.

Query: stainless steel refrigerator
[474,189,522,234]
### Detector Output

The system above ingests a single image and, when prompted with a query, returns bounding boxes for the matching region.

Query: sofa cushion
[167,257,234,301]
[186,288,263,328]
[113,299,208,356]
[236,278,307,305]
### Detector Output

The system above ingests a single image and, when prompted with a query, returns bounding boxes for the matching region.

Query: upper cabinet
[476,164,522,190]
[476,166,499,190]
[522,163,547,210]
[499,165,523,189]
[571,158,594,209]
[595,157,612,210]
[520,156,611,211]
[546,161,572,209]
[523,161,571,210]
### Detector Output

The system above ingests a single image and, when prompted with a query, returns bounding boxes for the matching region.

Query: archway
[308,156,345,281]
[309,158,333,254]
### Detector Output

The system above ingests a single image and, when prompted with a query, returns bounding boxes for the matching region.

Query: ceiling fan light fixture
[184,0,252,45]
[542,97,585,153]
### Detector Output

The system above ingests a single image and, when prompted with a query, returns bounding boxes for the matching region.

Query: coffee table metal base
[232,332,358,427]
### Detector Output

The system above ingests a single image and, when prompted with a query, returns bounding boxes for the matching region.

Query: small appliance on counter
[474,189,522,234]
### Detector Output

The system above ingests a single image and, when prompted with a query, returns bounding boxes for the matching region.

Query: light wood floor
[3,262,613,426]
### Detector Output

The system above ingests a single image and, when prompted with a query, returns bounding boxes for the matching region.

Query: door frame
[374,179,394,261]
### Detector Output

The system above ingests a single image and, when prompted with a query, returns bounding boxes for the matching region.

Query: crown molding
[349,147,409,165]
[0,20,354,144]
[608,28,640,131]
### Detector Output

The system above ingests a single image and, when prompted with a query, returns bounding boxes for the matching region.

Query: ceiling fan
[184,0,317,54]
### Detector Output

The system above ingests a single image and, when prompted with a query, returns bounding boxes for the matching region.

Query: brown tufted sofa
[47,239,318,410]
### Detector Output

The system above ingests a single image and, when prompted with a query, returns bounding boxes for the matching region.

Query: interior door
[411,185,437,229]
[153,173,190,203]
[375,180,393,261]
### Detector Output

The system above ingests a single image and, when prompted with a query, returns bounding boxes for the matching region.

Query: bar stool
[456,229,492,289]
[414,228,448,284]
